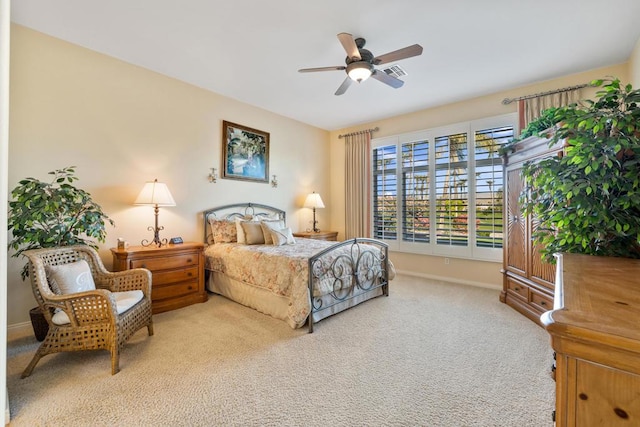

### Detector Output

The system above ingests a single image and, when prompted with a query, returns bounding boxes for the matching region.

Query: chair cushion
[46,260,96,294]
[51,290,144,325]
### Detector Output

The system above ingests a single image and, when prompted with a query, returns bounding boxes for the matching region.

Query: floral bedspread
[204,238,388,327]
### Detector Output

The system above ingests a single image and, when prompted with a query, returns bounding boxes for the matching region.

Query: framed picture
[222,120,270,183]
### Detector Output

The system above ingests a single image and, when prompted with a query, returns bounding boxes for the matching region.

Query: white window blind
[371,114,516,261]
[372,145,397,241]
[435,132,469,247]
[474,126,514,249]
[402,140,430,243]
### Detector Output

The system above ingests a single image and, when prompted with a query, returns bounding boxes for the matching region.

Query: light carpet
[6,274,555,426]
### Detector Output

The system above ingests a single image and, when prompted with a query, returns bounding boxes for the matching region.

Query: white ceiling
[10,0,640,131]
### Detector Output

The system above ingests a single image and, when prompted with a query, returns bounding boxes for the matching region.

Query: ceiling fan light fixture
[347,61,373,82]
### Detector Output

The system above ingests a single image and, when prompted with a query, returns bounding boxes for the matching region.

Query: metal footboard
[307,238,389,333]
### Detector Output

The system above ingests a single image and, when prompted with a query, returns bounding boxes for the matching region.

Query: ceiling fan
[298,32,423,96]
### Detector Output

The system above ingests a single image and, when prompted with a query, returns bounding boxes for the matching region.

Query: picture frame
[222,120,270,183]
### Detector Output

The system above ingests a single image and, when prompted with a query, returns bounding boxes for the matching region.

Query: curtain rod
[338,127,379,139]
[501,83,590,105]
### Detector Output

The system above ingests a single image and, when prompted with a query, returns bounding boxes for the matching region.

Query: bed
[203,203,392,332]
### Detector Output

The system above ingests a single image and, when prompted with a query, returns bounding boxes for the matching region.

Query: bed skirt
[206,271,384,329]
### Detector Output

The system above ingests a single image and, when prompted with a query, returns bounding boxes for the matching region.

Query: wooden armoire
[500,134,563,325]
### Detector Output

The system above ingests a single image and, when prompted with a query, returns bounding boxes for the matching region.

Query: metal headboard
[203,202,286,244]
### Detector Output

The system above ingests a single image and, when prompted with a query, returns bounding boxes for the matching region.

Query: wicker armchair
[22,245,154,378]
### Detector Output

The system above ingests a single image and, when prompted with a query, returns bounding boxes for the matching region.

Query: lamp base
[141,205,168,247]
[141,225,168,247]
[312,208,320,232]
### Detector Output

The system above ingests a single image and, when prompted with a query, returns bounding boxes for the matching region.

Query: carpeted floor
[6,274,555,426]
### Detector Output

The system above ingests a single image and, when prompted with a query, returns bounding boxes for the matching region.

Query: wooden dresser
[292,230,338,241]
[542,253,640,426]
[501,134,562,324]
[111,242,207,313]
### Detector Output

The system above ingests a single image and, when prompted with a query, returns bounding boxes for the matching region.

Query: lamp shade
[134,179,176,206]
[304,192,325,209]
[347,61,373,82]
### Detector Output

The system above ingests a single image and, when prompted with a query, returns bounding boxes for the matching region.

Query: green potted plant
[499,107,560,156]
[8,166,114,339]
[521,78,640,261]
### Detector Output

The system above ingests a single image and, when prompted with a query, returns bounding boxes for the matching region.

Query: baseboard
[7,321,32,342]
[395,269,501,291]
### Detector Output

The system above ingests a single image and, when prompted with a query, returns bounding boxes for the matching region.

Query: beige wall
[7,24,637,325]
[329,62,630,289]
[7,25,329,325]
[630,36,640,87]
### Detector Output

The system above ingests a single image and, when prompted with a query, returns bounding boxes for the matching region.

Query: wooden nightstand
[293,230,338,241]
[111,242,207,314]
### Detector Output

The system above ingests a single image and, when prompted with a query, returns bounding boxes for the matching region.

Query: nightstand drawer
[152,266,199,286]
[111,242,207,313]
[131,253,198,270]
[152,280,199,301]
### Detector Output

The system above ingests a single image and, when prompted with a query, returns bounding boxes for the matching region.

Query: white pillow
[46,260,96,294]
[260,219,286,245]
[51,290,144,325]
[270,227,296,246]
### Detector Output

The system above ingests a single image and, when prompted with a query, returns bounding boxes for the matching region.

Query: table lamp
[304,192,325,233]
[134,179,176,247]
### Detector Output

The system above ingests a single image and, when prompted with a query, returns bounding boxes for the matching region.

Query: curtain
[518,89,581,130]
[344,132,371,239]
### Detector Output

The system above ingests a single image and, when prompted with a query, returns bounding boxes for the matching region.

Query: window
[435,132,469,247]
[371,114,515,261]
[402,140,429,243]
[372,145,397,240]
[474,126,512,249]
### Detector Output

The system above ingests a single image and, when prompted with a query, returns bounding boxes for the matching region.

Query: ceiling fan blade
[335,77,353,96]
[337,32,361,61]
[371,70,404,89]
[373,44,423,65]
[298,66,346,73]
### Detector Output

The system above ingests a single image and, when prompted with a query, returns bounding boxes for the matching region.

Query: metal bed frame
[203,203,390,332]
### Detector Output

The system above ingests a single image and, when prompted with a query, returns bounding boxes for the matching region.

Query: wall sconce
[208,168,218,183]
[271,174,278,188]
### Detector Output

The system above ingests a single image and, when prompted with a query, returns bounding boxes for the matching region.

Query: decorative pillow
[46,260,96,295]
[242,221,265,245]
[211,219,237,243]
[260,219,286,245]
[51,290,144,325]
[235,217,256,244]
[205,215,216,244]
[270,227,296,246]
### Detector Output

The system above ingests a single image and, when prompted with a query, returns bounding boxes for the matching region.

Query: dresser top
[543,253,640,351]
[110,241,204,255]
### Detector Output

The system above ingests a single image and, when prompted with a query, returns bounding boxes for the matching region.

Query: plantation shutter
[435,132,469,247]
[474,125,514,249]
[401,140,430,243]
[372,145,397,240]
